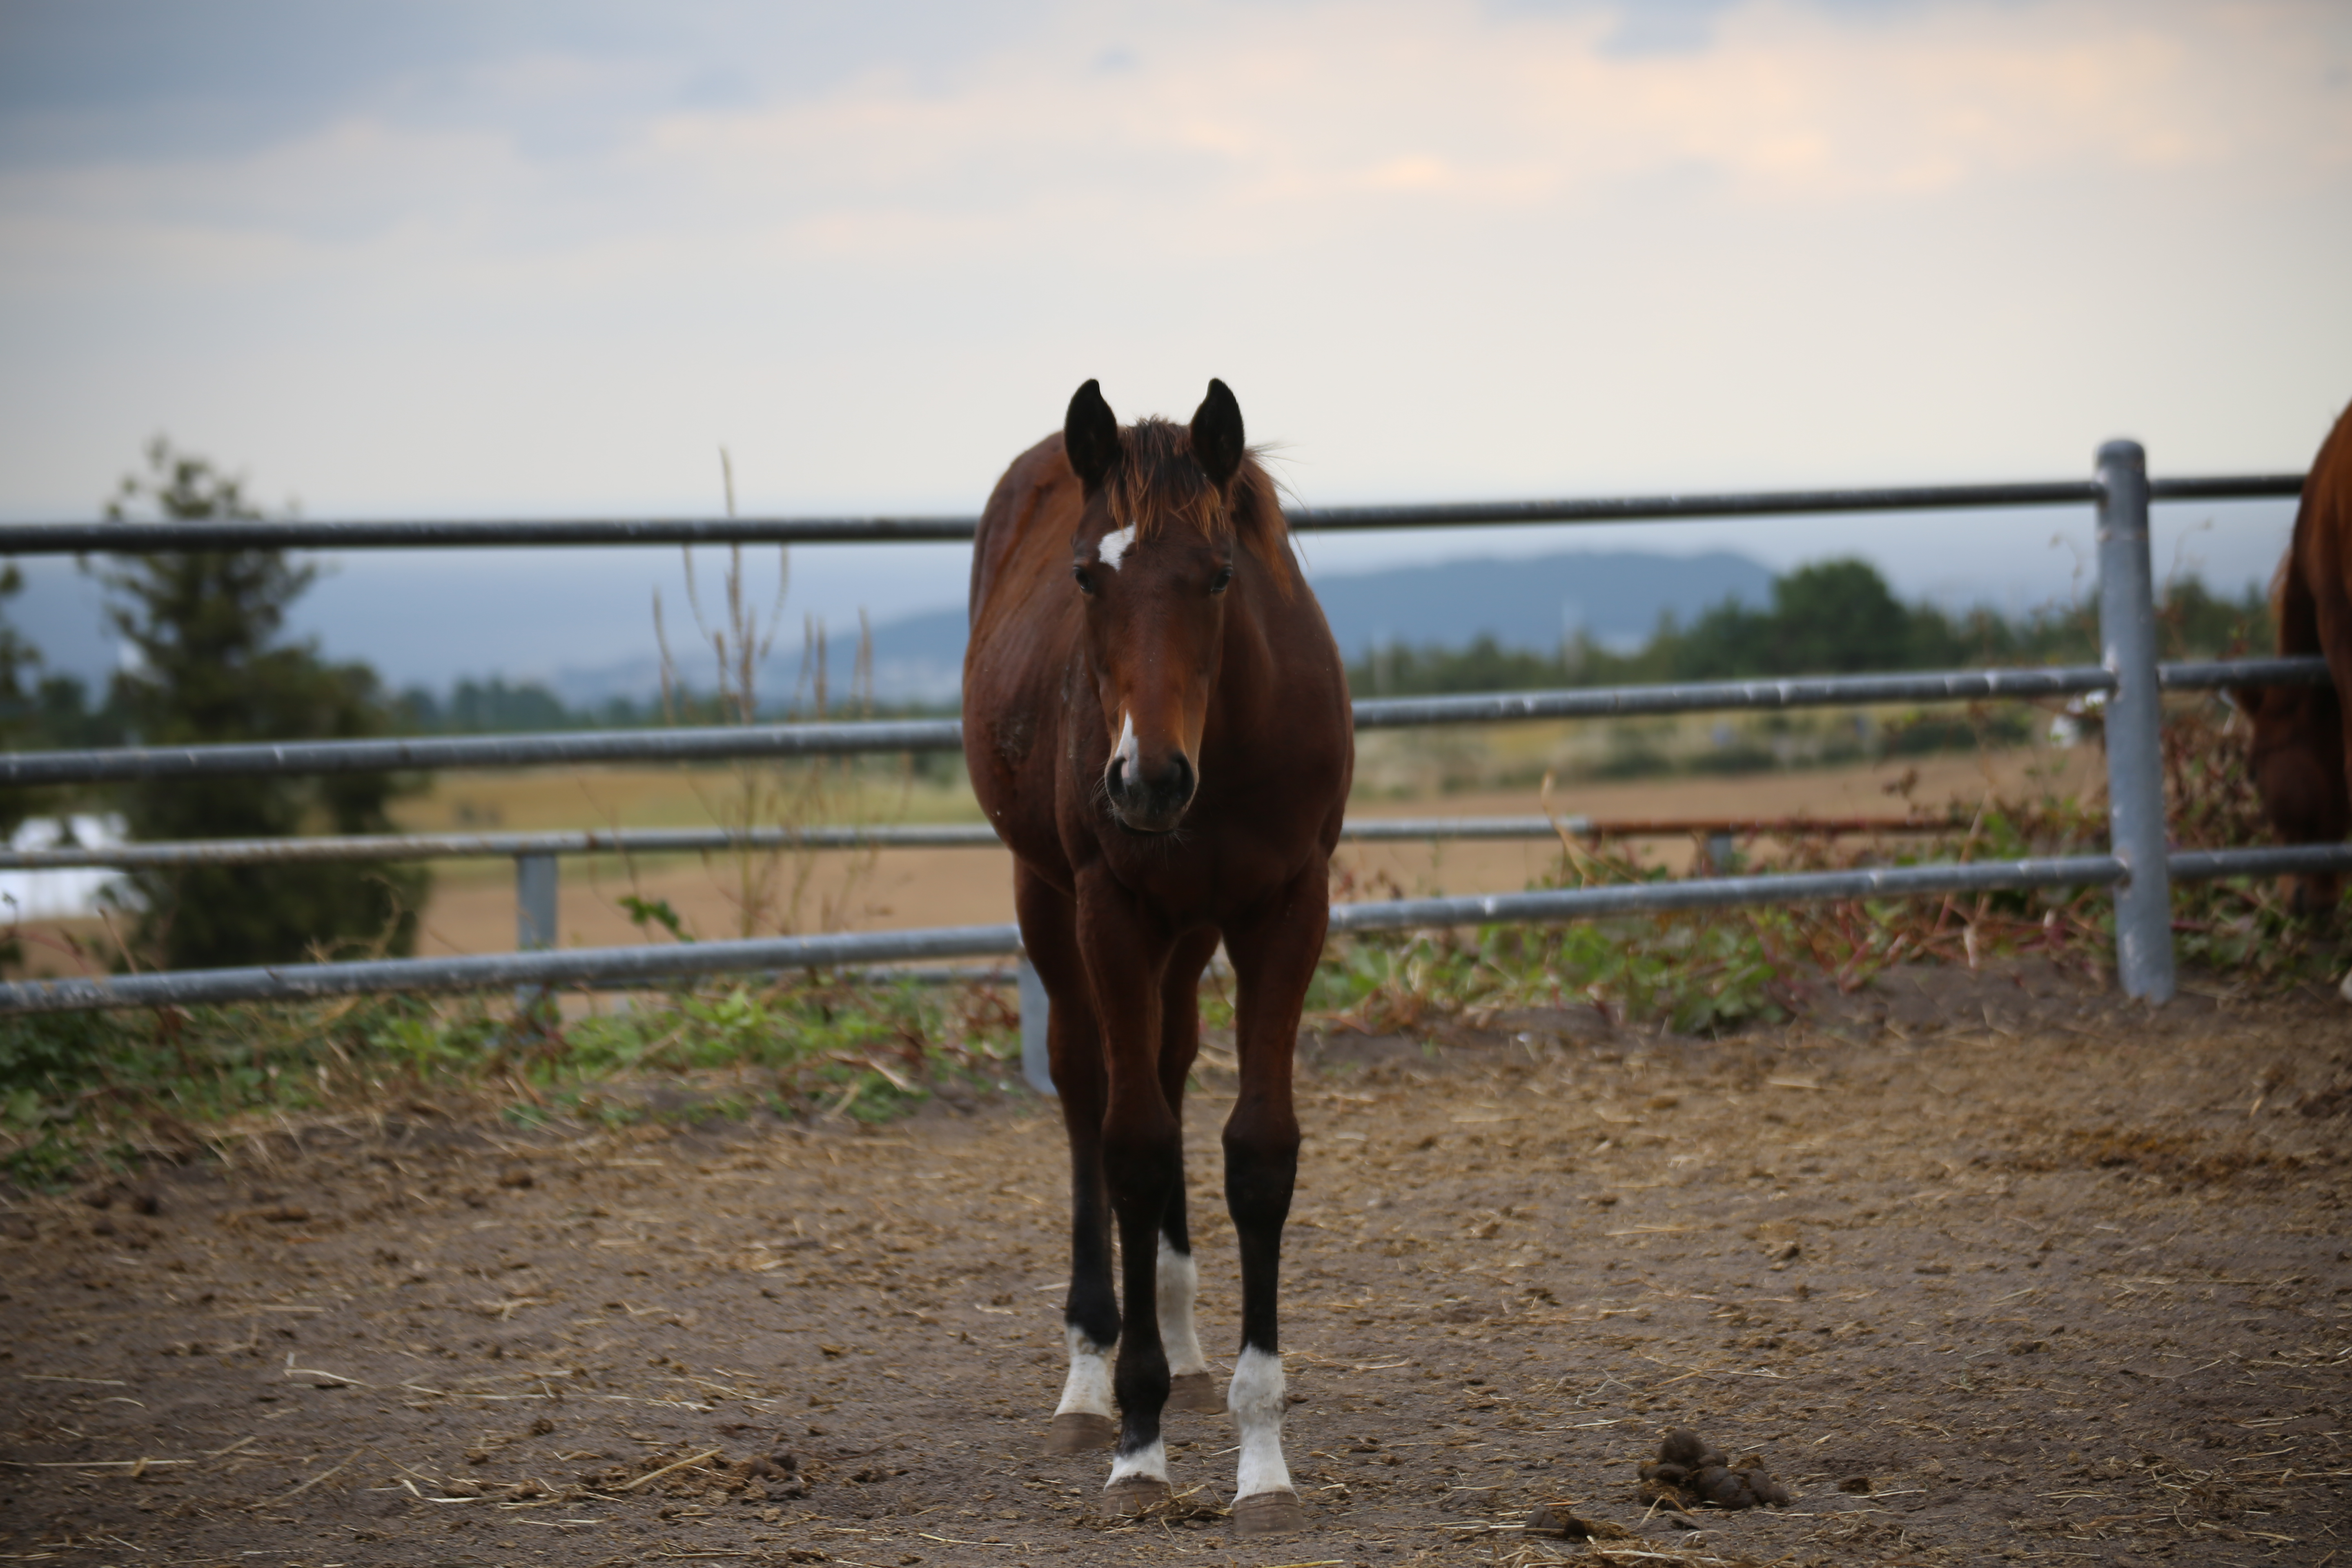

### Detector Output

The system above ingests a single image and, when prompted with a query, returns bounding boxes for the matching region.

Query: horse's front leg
[1157,927,1225,1416]
[1075,872,1181,1511]
[1017,867,1121,1455]
[1218,862,1329,1536]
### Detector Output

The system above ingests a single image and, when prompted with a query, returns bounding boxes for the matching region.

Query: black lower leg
[1066,1163,1119,1350]
[1159,1180,1191,1258]
[1224,1127,1298,1356]
[1109,1147,1179,1455]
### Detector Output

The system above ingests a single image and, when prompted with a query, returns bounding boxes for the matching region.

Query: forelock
[1110,419,1227,540]
[1097,414,1294,595]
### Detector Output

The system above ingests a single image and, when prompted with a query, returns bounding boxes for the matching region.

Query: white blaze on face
[1054,1321,1114,1422]
[1228,1346,1294,1501]
[1156,1238,1207,1378]
[1099,523,1136,570]
[1114,711,1138,775]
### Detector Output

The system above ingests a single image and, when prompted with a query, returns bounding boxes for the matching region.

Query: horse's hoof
[1045,1413,1116,1454]
[1104,1474,1169,1515]
[1167,1371,1222,1413]
[1230,1489,1305,1536]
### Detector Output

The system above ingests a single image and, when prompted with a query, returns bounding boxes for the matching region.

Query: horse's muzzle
[1106,752,1197,833]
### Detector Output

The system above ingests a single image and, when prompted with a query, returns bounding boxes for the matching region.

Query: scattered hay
[1522,1500,1638,1540]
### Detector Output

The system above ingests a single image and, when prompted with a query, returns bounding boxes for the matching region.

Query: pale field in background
[399,743,2102,957]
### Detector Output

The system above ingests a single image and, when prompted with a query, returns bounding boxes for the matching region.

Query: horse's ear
[1065,380,1120,492]
[1190,378,1245,488]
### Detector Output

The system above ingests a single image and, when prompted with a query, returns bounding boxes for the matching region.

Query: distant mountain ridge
[546,547,1777,709]
[1310,548,1773,659]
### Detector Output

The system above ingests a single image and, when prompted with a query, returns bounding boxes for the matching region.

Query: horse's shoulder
[2314,399,2352,530]
[2293,400,2352,601]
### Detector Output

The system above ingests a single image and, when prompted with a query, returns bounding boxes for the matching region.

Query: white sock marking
[1100,524,1136,570]
[1156,1239,1208,1378]
[1107,1436,1167,1487]
[1054,1321,1114,1420]
[1228,1345,1294,1501]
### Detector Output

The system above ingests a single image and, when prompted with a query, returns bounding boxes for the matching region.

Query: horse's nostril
[1168,755,1195,801]
[1107,756,1128,794]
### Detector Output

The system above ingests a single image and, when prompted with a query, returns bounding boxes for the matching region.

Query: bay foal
[962,380,1353,1533]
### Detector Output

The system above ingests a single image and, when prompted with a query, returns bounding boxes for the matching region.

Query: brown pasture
[403,747,2102,957]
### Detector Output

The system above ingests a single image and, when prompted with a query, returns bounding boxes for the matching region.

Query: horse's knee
[1104,1118,1183,1214]
[1222,1121,1300,1229]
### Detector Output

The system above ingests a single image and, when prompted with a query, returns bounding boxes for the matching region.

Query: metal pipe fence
[0,455,2318,1040]
[0,657,2323,788]
[7,844,2345,1018]
[0,472,2301,555]
[0,813,1970,872]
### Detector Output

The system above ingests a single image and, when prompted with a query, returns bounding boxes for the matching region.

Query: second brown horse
[962,380,1353,1533]
[2238,397,2352,918]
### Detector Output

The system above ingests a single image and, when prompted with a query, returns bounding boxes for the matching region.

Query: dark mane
[1111,418,1293,592]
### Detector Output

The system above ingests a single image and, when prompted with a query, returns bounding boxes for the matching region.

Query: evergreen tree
[96,439,427,969]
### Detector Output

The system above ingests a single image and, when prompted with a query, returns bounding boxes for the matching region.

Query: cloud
[0,0,2345,531]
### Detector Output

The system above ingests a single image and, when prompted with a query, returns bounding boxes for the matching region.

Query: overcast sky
[2,0,2347,686]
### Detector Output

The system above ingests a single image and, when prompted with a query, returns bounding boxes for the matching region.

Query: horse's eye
[1073,565,1097,597]
[1209,566,1234,596]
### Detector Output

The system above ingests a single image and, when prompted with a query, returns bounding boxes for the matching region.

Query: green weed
[0,972,1024,1189]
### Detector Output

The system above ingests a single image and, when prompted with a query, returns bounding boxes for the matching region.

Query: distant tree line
[395,677,633,734]
[1350,557,2270,697]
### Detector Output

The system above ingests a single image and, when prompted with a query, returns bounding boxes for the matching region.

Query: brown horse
[962,381,1352,1533]
[2237,397,2352,917]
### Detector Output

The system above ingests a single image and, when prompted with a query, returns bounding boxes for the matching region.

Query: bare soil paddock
[4,962,2348,1568]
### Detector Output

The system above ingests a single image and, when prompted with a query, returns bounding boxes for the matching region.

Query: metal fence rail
[0,924,1026,1014]
[0,814,1979,872]
[7,844,2345,1017]
[0,472,2299,555]
[0,454,2322,1028]
[0,656,2325,788]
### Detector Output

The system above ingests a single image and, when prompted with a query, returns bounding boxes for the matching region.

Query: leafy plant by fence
[0,971,1025,1189]
[1313,689,2336,1038]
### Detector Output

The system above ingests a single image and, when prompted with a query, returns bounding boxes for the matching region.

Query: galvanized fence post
[515,851,559,1014]
[516,853,559,950]
[1016,953,1055,1095]
[2095,439,2177,1003]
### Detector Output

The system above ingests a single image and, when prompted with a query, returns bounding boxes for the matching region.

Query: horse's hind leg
[1157,928,1223,1415]
[1218,864,1329,1536]
[1019,866,1118,1456]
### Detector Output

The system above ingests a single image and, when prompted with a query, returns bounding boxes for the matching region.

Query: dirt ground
[7,962,2349,1567]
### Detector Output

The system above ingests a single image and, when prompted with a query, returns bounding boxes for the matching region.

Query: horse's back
[2281,401,2352,657]
[971,436,1077,627]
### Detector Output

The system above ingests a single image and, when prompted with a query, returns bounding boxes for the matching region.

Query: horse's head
[1061,378,1256,834]
[2235,679,2348,915]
